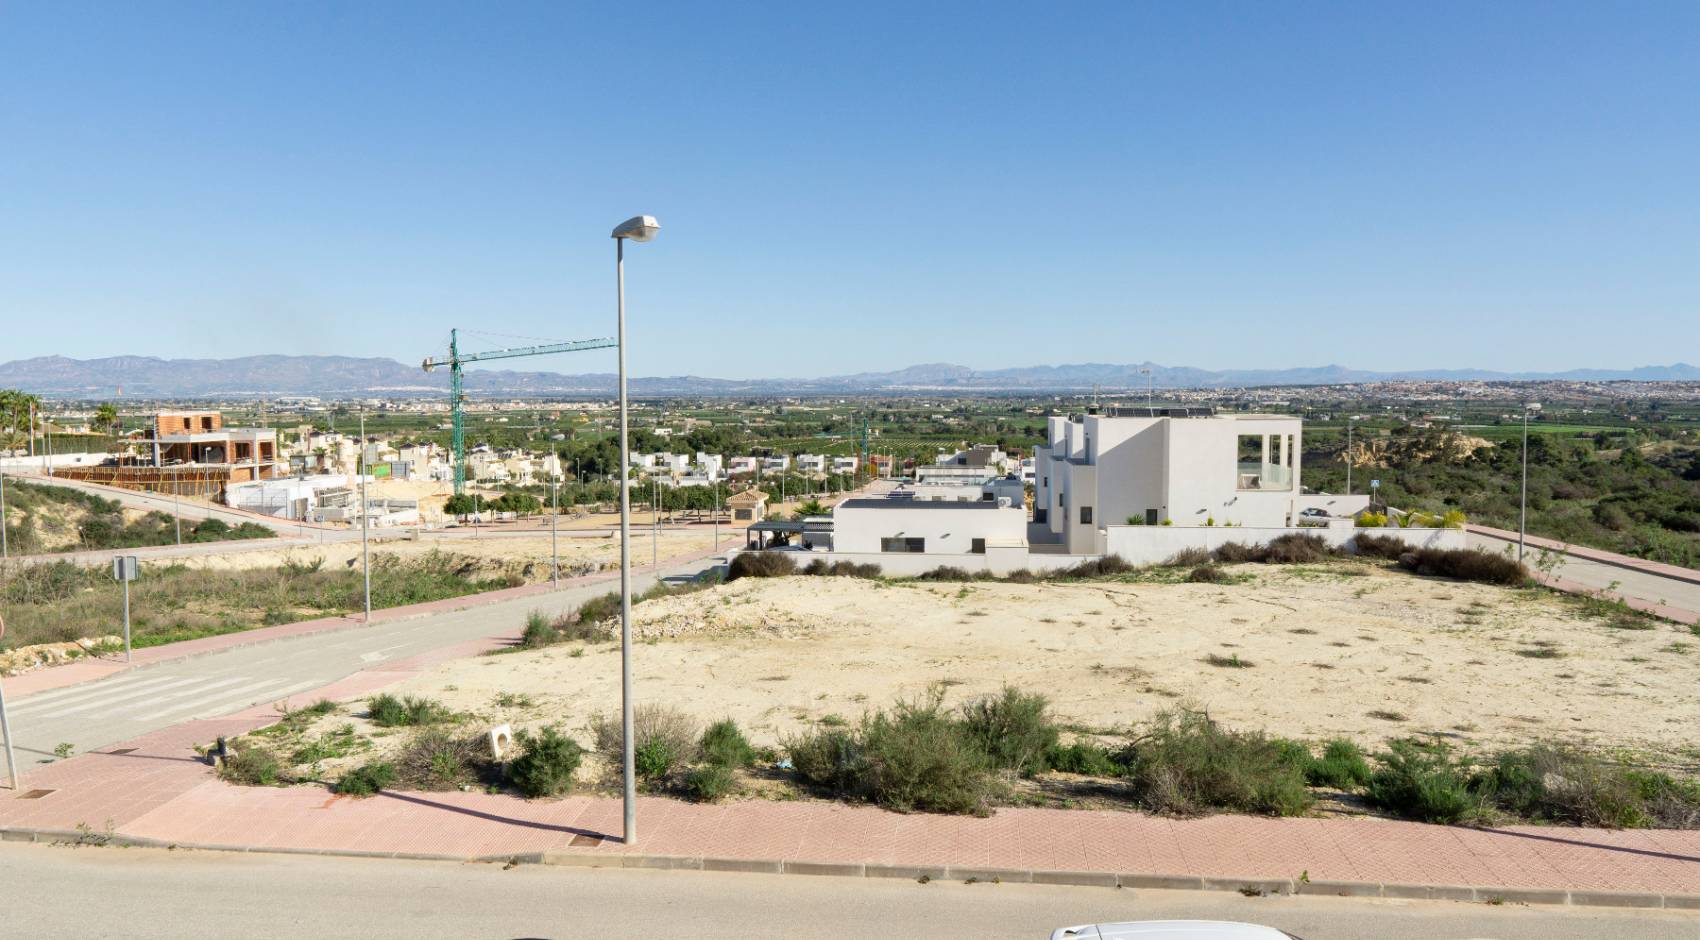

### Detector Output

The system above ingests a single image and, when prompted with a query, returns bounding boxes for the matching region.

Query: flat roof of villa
[837,498,1005,510]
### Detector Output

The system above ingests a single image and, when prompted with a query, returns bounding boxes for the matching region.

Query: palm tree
[93,402,119,434]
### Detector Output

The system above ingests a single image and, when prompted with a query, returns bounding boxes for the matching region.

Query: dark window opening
[1080,506,1093,525]
[1034,508,1048,524]
[970,538,986,554]
[880,537,926,553]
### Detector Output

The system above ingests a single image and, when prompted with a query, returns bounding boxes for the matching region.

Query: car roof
[1052,921,1291,940]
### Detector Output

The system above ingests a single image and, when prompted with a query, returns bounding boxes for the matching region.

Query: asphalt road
[1467,529,1700,613]
[4,555,715,763]
[1,843,1695,940]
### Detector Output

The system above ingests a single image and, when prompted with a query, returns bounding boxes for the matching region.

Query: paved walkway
[1467,525,1700,625]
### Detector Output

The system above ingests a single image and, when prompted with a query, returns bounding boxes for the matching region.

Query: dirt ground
[384,561,1700,762]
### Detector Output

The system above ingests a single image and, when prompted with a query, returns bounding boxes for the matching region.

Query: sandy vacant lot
[169,530,718,583]
[391,562,1700,762]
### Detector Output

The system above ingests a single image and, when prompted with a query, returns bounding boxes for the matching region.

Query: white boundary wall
[735,548,1099,578]
[1103,524,1466,565]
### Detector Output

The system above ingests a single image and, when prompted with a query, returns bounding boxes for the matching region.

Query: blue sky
[2,2,1697,377]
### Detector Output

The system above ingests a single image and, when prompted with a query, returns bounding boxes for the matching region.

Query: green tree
[92,402,119,434]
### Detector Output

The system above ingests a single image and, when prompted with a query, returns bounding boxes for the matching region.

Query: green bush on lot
[507,727,585,798]
[334,761,397,797]
[1118,708,1314,817]
[958,686,1058,777]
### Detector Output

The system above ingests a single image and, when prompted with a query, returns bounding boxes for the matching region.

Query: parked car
[1051,922,1303,940]
[1298,507,1331,518]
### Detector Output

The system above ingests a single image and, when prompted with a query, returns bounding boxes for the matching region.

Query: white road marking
[130,678,298,722]
[8,674,185,713]
[36,675,209,719]
[358,643,410,663]
[164,678,325,722]
[84,676,255,719]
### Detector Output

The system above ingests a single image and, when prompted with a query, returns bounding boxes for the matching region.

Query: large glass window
[1237,432,1294,491]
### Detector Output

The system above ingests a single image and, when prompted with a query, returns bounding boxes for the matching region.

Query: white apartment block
[915,445,1007,484]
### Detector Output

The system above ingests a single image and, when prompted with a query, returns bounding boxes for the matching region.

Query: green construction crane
[422,328,618,495]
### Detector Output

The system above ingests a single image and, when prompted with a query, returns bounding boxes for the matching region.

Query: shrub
[591,703,699,766]
[1161,547,1211,567]
[367,694,452,727]
[1627,770,1700,829]
[1356,512,1388,528]
[1044,741,1122,776]
[573,591,622,628]
[1367,739,1478,823]
[1119,708,1312,817]
[395,727,484,791]
[1187,564,1231,584]
[857,695,994,814]
[1210,542,1266,564]
[1397,548,1527,586]
[700,719,756,769]
[1352,532,1409,560]
[507,727,585,798]
[683,763,737,802]
[918,566,975,581]
[635,738,682,780]
[958,687,1059,777]
[1440,509,1467,529]
[1000,568,1037,584]
[1058,555,1134,578]
[1305,739,1373,790]
[335,761,397,797]
[727,552,797,581]
[785,694,995,815]
[521,609,559,649]
[1475,744,1653,828]
[785,726,864,799]
[804,559,883,578]
[1263,533,1332,564]
[218,746,284,787]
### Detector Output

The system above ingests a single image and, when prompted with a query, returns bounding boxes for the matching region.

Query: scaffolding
[56,465,231,500]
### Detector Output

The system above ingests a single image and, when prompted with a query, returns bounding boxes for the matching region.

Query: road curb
[5,825,1695,911]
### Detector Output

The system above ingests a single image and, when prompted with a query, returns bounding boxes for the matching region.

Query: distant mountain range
[2,354,1698,398]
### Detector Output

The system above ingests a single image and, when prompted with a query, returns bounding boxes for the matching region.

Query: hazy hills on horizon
[2,354,1698,398]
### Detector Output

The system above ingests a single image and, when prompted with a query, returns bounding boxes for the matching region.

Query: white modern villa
[1032,407,1370,554]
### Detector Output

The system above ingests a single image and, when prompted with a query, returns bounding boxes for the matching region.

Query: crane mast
[423,329,618,495]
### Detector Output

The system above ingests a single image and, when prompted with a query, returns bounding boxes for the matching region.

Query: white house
[796,454,827,473]
[831,456,859,475]
[695,452,724,479]
[831,497,1027,557]
[1033,408,1370,555]
[727,456,758,476]
[762,455,790,473]
[915,445,1007,484]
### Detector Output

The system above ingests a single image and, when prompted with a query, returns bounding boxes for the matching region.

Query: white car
[1050,922,1303,940]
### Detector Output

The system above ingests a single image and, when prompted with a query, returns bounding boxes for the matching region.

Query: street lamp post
[0,467,8,559]
[1519,402,1541,563]
[360,410,371,623]
[612,214,659,846]
[651,477,659,570]
[1345,417,1357,495]
[551,475,559,583]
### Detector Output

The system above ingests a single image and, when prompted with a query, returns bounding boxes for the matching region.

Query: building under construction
[57,410,284,500]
